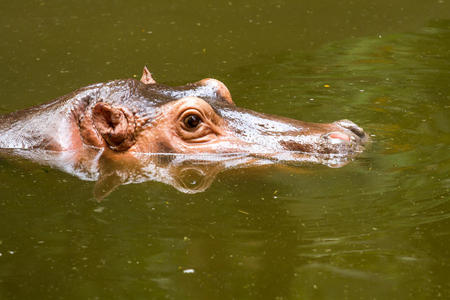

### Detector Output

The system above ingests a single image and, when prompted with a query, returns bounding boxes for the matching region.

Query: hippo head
[79,67,367,166]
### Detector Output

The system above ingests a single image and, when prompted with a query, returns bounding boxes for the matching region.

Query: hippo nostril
[328,132,350,142]
[324,131,351,144]
[335,119,365,139]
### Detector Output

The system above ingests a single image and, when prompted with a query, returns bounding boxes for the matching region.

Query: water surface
[0,1,449,299]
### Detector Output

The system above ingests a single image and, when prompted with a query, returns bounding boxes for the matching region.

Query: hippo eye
[183,114,202,129]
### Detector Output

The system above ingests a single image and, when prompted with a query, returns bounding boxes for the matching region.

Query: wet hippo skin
[0,67,367,156]
[0,67,368,196]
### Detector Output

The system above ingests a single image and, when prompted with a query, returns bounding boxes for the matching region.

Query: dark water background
[0,1,449,299]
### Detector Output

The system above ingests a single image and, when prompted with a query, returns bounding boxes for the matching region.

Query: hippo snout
[316,119,368,154]
[334,119,366,139]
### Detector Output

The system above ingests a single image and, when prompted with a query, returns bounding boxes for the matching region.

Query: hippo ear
[140,66,156,84]
[196,78,234,105]
[92,102,136,151]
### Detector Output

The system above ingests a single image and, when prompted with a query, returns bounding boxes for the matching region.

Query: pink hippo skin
[0,67,368,197]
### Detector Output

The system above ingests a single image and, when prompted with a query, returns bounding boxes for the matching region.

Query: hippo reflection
[0,67,367,196]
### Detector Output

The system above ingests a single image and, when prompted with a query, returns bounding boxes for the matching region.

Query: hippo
[0,67,368,196]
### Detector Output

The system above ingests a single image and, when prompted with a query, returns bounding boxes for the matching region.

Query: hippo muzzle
[214,104,368,160]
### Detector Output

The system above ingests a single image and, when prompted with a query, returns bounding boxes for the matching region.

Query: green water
[0,1,449,299]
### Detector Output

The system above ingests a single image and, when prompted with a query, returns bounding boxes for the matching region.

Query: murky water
[0,1,449,299]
